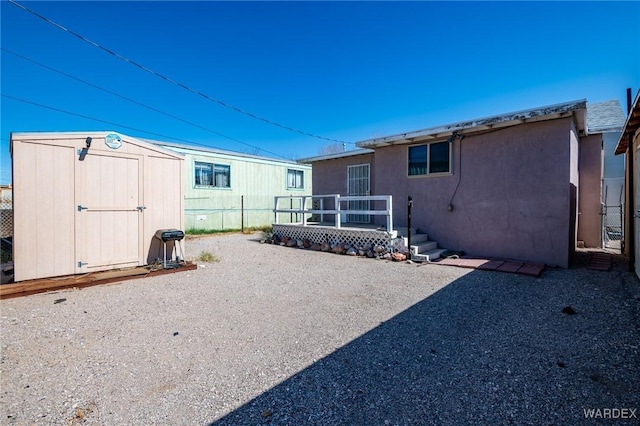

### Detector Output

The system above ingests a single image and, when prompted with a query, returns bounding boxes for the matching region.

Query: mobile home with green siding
[154,141,312,231]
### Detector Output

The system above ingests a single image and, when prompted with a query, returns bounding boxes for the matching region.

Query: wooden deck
[289,221,392,232]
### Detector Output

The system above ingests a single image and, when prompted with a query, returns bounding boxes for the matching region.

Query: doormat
[586,253,612,271]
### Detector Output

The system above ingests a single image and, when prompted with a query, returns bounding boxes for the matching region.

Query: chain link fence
[1,188,12,263]
[603,204,623,250]
[1,192,299,263]
[185,194,305,233]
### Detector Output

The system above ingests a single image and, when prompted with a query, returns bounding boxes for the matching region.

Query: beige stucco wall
[577,134,603,248]
[371,118,575,267]
[568,125,580,265]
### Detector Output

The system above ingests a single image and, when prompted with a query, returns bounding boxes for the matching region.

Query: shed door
[347,164,370,223]
[12,142,76,281]
[75,152,143,273]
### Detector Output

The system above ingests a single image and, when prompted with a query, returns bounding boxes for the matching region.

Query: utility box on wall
[10,131,184,282]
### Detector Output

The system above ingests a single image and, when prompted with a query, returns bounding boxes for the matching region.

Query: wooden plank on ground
[0,263,197,299]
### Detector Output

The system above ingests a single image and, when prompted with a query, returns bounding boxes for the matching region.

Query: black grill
[153,229,185,269]
[155,229,185,242]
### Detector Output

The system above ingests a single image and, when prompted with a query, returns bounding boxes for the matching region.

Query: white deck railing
[274,194,393,232]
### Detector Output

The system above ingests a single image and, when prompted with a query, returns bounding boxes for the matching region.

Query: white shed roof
[10,131,184,159]
[147,140,310,169]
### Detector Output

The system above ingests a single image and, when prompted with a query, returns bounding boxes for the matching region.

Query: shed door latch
[77,205,88,212]
[78,261,88,267]
[137,206,146,212]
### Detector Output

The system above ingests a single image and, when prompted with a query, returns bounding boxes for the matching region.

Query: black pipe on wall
[407,196,413,257]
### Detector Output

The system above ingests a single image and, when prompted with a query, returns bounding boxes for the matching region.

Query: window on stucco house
[408,141,451,176]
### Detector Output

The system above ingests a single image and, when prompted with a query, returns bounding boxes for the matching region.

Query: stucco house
[300,99,614,268]
[153,141,312,231]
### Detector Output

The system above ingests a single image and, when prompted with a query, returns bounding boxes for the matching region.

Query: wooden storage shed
[10,131,184,282]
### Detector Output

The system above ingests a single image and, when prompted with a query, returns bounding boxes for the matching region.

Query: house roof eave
[588,125,624,134]
[614,90,640,155]
[356,99,588,149]
[297,148,375,164]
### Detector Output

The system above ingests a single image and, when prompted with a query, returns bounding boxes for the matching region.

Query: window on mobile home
[287,169,304,189]
[195,162,230,188]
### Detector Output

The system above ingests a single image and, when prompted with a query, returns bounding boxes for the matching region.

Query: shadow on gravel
[211,264,640,425]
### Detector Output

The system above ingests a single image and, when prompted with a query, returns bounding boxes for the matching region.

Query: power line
[2,93,269,156]
[8,0,354,146]
[2,93,206,143]
[1,48,291,159]
[2,94,302,160]
[1,94,252,158]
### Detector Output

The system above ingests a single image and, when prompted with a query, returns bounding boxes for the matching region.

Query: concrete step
[410,241,438,256]
[412,248,448,262]
[407,233,430,244]
[394,227,418,237]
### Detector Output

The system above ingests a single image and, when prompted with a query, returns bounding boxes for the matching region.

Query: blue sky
[1,1,639,185]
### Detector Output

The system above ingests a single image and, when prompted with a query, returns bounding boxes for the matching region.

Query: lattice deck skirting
[272,224,400,249]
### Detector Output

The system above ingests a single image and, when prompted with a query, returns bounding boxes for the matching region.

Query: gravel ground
[1,233,639,425]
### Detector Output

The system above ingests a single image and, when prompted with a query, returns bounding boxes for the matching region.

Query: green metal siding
[181,152,312,231]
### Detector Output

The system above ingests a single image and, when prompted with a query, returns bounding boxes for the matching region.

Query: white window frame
[194,160,231,189]
[347,163,371,223]
[408,141,452,177]
[287,169,304,190]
